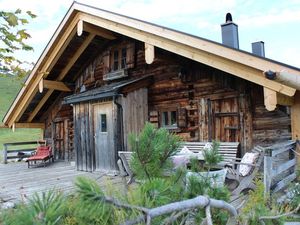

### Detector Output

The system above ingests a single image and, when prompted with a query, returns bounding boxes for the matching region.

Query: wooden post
[145,43,155,64]
[263,87,277,111]
[291,90,300,165]
[3,144,8,164]
[264,147,273,198]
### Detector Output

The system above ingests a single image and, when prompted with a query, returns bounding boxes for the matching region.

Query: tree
[0,9,36,79]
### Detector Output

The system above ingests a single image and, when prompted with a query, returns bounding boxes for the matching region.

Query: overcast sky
[1,0,300,68]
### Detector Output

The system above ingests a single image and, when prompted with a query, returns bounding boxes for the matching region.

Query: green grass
[0,76,42,162]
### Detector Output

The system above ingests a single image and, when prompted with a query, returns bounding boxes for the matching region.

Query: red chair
[27,146,53,168]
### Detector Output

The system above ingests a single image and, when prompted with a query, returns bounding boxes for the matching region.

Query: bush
[128,122,181,180]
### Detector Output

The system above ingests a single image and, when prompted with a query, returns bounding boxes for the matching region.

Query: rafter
[145,43,154,64]
[7,14,81,127]
[83,22,116,40]
[15,123,45,129]
[27,33,95,123]
[39,79,72,93]
[264,87,277,111]
[77,19,83,36]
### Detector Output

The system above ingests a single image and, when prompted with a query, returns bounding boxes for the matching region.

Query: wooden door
[210,97,240,142]
[53,121,65,160]
[93,102,116,172]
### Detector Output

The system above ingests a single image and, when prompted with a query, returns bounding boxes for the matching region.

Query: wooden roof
[3,1,300,128]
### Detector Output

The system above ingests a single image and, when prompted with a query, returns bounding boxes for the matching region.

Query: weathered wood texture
[93,102,117,172]
[264,140,297,197]
[74,102,94,172]
[0,161,124,205]
[40,38,292,172]
[122,88,148,151]
[3,141,46,164]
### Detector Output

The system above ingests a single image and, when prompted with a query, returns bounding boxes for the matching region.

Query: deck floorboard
[0,161,124,205]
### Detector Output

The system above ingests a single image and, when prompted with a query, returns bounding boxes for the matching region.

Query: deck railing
[3,140,46,164]
[264,140,298,197]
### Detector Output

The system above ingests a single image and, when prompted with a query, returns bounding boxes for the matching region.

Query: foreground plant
[1,190,66,225]
[128,122,181,180]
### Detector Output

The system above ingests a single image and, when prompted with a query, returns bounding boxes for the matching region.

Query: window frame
[110,45,127,72]
[160,109,178,129]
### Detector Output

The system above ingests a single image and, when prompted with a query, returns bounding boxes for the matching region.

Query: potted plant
[186,141,227,187]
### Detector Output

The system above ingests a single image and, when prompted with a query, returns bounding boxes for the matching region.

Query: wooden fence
[264,140,298,197]
[3,141,46,164]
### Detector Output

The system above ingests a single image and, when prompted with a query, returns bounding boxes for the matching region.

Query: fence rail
[3,140,46,164]
[264,140,298,197]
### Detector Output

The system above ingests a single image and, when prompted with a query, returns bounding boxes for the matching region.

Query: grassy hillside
[0,77,42,161]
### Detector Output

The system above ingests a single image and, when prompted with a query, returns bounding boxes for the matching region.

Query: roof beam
[15,122,45,129]
[77,19,83,36]
[145,43,154,64]
[264,87,294,111]
[58,33,95,81]
[39,79,72,93]
[27,33,95,123]
[79,13,296,97]
[291,91,300,140]
[6,14,81,127]
[76,4,300,76]
[264,71,300,91]
[83,22,116,40]
[27,91,53,122]
[264,87,277,111]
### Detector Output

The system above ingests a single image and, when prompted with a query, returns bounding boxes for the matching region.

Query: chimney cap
[226,13,233,23]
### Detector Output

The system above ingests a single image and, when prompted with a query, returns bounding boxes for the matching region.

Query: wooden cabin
[3,2,300,172]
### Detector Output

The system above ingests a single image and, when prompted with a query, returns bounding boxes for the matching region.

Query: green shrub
[1,190,66,225]
[128,122,181,180]
[239,180,284,225]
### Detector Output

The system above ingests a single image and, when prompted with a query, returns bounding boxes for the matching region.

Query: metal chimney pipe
[252,41,265,57]
[221,13,239,49]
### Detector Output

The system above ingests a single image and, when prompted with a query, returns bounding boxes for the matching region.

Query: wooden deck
[0,161,124,206]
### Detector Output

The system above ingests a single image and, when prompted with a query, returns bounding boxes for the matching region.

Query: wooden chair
[224,146,265,200]
[27,146,54,168]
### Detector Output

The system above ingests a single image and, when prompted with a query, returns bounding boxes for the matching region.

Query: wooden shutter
[126,42,135,69]
[102,50,110,74]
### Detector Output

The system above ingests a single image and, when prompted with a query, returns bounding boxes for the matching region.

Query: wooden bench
[179,142,240,165]
[117,141,240,184]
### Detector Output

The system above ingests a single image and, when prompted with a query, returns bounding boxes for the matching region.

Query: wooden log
[263,87,277,111]
[145,43,155,64]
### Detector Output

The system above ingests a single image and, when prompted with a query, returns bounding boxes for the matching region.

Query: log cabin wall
[251,84,291,147]
[43,96,74,161]
[44,37,292,162]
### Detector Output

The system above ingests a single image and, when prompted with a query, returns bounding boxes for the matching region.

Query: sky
[0,0,300,69]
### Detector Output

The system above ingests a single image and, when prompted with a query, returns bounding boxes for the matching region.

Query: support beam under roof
[27,33,95,123]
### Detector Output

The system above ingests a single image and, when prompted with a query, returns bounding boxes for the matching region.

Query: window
[110,47,127,71]
[161,110,177,128]
[100,114,107,132]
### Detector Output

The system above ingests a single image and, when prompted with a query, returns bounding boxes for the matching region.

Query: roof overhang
[3,1,300,128]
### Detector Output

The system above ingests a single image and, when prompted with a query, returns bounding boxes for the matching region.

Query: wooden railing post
[264,147,273,198]
[3,144,8,164]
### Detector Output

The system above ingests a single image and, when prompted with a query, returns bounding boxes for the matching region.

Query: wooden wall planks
[42,38,292,171]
